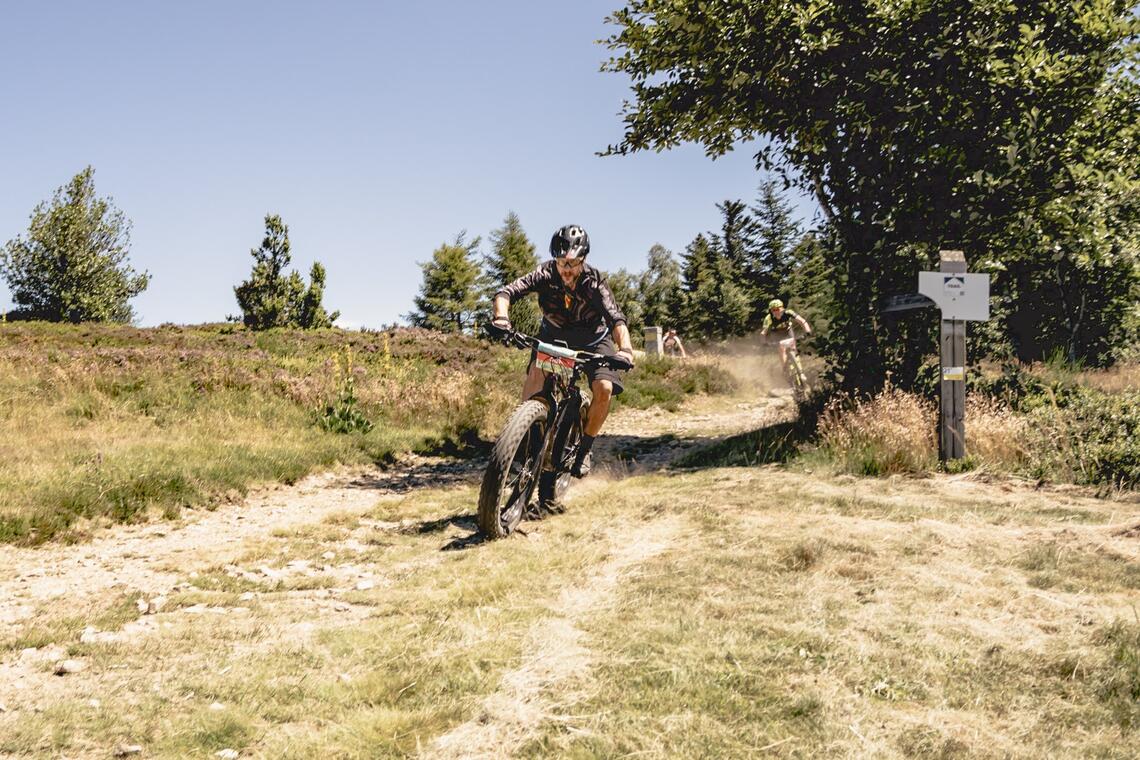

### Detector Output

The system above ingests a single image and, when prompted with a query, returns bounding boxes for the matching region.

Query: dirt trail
[428,516,684,759]
[0,391,790,647]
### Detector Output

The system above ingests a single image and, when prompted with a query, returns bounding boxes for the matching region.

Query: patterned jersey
[761,309,800,336]
[496,261,627,337]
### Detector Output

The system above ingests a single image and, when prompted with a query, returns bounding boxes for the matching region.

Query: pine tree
[681,233,750,341]
[1,166,149,323]
[234,214,337,330]
[408,233,485,333]
[298,262,340,329]
[484,212,540,334]
[748,181,801,323]
[638,243,682,331]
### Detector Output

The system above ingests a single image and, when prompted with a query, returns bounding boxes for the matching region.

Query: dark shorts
[532,323,625,396]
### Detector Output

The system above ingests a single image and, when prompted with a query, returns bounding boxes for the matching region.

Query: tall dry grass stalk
[816,383,937,475]
[966,395,1030,469]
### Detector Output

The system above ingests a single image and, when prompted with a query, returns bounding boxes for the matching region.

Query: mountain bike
[478,327,632,539]
[772,333,810,401]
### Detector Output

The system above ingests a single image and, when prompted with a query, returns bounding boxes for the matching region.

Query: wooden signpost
[917,251,990,462]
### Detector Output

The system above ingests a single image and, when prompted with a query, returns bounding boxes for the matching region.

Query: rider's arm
[492,293,510,324]
[613,322,634,358]
[493,265,547,327]
[675,337,687,358]
[794,312,812,334]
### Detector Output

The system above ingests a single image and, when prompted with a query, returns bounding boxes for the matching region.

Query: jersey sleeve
[592,276,627,330]
[495,266,546,303]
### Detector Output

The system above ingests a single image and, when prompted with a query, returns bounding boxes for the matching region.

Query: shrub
[1027,388,1140,489]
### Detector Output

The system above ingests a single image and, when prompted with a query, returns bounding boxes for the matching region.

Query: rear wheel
[478,399,549,538]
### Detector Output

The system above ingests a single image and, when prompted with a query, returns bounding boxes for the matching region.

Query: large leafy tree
[604,0,1140,388]
[409,233,485,333]
[1,167,149,323]
[484,211,540,334]
[234,214,338,330]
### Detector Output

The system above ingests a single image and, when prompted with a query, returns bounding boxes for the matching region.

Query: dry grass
[966,394,1031,470]
[4,466,1138,757]
[816,384,938,475]
[0,322,733,544]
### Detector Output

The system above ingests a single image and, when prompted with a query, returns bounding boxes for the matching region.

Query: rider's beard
[559,270,582,289]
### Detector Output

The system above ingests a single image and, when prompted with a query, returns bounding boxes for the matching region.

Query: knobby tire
[478,399,549,538]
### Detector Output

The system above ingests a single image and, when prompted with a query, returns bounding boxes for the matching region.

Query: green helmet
[768,299,784,310]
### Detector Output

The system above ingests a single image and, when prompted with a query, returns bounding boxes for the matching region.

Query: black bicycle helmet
[550,225,590,259]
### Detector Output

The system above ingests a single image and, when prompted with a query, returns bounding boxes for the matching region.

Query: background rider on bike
[760,298,812,370]
[490,224,634,480]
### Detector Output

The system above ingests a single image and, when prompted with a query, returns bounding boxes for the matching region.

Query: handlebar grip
[604,354,633,371]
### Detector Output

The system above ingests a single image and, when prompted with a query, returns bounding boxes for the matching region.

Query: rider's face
[556,257,583,286]
[771,307,783,318]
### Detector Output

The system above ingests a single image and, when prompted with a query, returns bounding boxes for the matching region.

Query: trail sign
[917,271,990,321]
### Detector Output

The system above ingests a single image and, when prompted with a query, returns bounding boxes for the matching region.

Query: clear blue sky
[1,1,816,328]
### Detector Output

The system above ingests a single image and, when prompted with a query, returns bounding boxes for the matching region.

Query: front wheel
[786,351,809,401]
[478,399,549,538]
[538,398,589,509]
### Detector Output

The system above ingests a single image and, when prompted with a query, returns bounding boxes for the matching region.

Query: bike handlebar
[485,323,633,371]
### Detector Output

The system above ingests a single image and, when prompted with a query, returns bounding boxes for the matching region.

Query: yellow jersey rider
[760,298,811,367]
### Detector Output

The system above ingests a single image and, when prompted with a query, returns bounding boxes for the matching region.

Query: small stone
[238,592,255,602]
[216,750,240,759]
[333,602,350,612]
[321,551,335,560]
[354,579,374,591]
[189,571,199,579]
[209,702,225,711]
[339,672,352,683]
[88,698,101,708]
[80,626,100,644]
[113,745,143,757]
[0,702,7,713]
[145,597,166,615]
[136,598,149,614]
[53,659,86,675]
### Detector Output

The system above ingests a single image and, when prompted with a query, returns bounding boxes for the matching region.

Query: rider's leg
[584,378,613,436]
[521,363,546,400]
[572,378,613,477]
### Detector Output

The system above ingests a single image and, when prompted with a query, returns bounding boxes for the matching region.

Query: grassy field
[0,322,733,545]
[2,466,1137,758]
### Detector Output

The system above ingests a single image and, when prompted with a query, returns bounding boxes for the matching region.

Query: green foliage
[409,232,485,333]
[317,347,373,434]
[638,243,683,331]
[680,233,751,340]
[484,211,540,334]
[602,267,644,341]
[616,354,738,411]
[234,214,338,330]
[0,166,149,323]
[1027,387,1140,489]
[604,0,1140,389]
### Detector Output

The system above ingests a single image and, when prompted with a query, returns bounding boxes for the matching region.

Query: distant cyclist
[662,328,687,359]
[760,298,811,372]
[490,224,634,481]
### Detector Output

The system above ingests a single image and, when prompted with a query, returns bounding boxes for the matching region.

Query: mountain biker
[662,328,687,358]
[760,298,811,368]
[490,224,634,481]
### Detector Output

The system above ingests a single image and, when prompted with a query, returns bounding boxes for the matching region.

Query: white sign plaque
[918,272,990,321]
